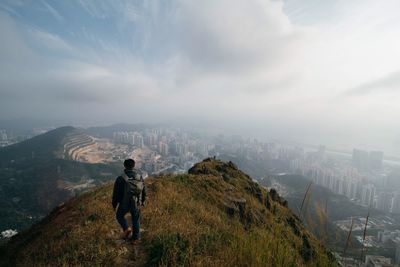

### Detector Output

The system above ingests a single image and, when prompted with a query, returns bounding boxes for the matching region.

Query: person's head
[124,158,135,170]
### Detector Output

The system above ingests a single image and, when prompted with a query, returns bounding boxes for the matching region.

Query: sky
[1,0,400,153]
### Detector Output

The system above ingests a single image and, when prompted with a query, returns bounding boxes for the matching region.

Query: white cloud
[29,28,74,53]
[41,0,64,22]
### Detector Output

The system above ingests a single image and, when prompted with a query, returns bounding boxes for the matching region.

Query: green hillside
[0,126,75,165]
[1,159,336,267]
[0,127,120,232]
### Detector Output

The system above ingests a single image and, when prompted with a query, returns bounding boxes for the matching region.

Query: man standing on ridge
[112,158,146,245]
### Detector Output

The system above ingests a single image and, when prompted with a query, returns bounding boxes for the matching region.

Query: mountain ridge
[1,158,336,266]
[0,126,77,165]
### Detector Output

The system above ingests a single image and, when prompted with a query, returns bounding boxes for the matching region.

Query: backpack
[121,171,144,209]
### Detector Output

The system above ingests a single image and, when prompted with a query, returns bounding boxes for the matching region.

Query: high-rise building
[128,133,135,145]
[159,142,169,156]
[361,184,375,207]
[176,143,188,156]
[376,192,391,212]
[391,193,400,214]
[133,134,143,148]
[353,149,369,170]
[145,133,158,147]
[369,151,384,170]
[348,180,358,200]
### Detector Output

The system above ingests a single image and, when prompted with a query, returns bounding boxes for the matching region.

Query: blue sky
[1,0,400,152]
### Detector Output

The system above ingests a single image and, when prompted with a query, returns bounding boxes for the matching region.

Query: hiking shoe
[132,239,141,246]
[121,227,132,239]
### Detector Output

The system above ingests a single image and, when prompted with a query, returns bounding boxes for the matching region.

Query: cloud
[344,71,400,96]
[1,0,306,105]
[41,1,64,22]
[28,28,74,53]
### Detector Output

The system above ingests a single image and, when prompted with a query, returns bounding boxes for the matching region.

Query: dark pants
[116,206,140,240]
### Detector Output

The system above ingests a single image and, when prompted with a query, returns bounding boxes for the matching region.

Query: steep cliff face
[0,159,336,267]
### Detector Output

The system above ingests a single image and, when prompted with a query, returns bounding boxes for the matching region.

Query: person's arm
[112,176,124,210]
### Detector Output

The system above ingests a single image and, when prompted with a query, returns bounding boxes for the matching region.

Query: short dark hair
[124,159,135,169]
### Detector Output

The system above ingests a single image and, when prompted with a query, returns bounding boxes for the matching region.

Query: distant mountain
[0,159,336,266]
[0,126,77,165]
[0,127,120,232]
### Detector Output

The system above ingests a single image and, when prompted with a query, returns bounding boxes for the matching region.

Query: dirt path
[110,218,147,266]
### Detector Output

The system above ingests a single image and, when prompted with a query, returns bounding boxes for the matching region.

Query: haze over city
[1,0,400,152]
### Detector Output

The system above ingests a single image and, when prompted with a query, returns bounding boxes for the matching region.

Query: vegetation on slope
[1,159,336,267]
[0,127,120,231]
[0,126,76,165]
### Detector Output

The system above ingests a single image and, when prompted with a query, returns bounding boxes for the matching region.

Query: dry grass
[360,209,370,261]
[343,217,354,261]
[299,181,313,219]
[2,183,123,266]
[141,174,334,267]
[315,201,328,246]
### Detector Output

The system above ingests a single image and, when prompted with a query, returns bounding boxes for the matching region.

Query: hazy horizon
[1,0,400,154]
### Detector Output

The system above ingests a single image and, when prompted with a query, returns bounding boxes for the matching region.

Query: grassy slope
[1,159,336,267]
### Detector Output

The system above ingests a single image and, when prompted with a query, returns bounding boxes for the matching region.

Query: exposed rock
[224,196,246,221]
[222,173,232,181]
[286,216,301,237]
[245,181,264,203]
[266,188,288,209]
[301,234,315,262]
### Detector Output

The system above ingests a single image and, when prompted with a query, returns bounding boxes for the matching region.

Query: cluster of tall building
[112,128,214,173]
[286,145,400,214]
[113,131,143,148]
[291,158,400,212]
[293,161,377,206]
[215,135,305,166]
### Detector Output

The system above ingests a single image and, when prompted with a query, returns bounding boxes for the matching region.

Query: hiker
[112,158,146,245]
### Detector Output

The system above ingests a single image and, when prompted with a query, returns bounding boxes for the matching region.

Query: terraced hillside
[63,131,96,161]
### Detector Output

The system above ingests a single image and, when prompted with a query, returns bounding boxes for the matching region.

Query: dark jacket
[112,168,146,210]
